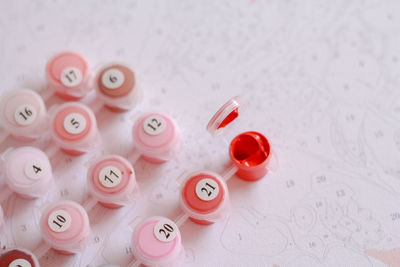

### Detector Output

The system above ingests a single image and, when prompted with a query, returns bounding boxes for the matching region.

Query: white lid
[206,96,244,137]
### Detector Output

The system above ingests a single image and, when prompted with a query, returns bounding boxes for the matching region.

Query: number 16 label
[14,104,37,126]
[154,218,178,242]
[195,178,220,201]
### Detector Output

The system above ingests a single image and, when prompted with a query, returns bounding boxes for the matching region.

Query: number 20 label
[195,178,220,201]
[154,218,178,242]
[143,115,166,136]
[48,209,71,233]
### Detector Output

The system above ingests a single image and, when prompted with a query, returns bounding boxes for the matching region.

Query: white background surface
[0,0,399,266]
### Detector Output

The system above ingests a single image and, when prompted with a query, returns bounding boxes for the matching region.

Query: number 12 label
[154,218,178,242]
[195,178,220,201]
[143,115,166,136]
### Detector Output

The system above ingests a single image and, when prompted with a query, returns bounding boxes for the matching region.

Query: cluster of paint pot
[0,52,276,267]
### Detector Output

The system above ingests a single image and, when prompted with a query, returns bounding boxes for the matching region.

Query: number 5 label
[63,113,87,135]
[143,115,166,136]
[195,178,220,201]
[154,218,178,242]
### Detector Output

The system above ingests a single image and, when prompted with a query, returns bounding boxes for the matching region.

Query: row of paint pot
[0,51,141,144]
[0,97,278,266]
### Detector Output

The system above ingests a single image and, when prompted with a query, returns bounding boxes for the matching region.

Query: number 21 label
[143,115,166,136]
[195,178,220,201]
[48,209,71,233]
[154,218,178,242]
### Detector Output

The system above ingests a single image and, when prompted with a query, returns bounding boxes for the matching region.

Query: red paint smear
[217,108,238,129]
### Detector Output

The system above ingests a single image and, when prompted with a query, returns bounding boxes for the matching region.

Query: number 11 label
[99,166,122,188]
[48,209,71,233]
[195,178,220,201]
[154,218,178,242]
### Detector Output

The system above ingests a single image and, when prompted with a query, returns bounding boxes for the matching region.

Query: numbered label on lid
[99,166,122,188]
[9,259,31,267]
[14,104,37,126]
[195,178,220,201]
[61,66,83,87]
[48,209,71,232]
[101,68,125,89]
[143,115,166,136]
[24,159,46,180]
[154,218,178,242]
[64,113,87,134]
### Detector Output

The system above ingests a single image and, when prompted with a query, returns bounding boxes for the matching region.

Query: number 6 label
[48,209,71,233]
[143,115,166,136]
[154,218,178,242]
[195,178,220,201]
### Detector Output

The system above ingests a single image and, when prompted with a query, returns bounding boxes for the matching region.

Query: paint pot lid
[206,96,244,137]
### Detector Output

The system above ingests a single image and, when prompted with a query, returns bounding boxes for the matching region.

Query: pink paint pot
[0,247,39,267]
[132,112,180,163]
[40,200,90,254]
[179,171,230,225]
[87,155,138,208]
[0,89,48,141]
[131,216,184,267]
[95,64,141,112]
[46,51,93,100]
[50,102,100,155]
[3,146,53,199]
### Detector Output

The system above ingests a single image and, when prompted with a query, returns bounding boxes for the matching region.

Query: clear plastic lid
[206,96,244,137]
[49,102,101,154]
[94,63,142,111]
[179,170,230,224]
[131,216,184,267]
[0,89,48,141]
[40,200,90,253]
[87,155,139,206]
[3,146,53,198]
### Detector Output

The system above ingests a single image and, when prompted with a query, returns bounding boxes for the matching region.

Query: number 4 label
[24,159,46,180]
[154,218,178,242]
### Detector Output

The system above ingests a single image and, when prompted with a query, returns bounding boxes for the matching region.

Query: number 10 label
[48,209,71,233]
